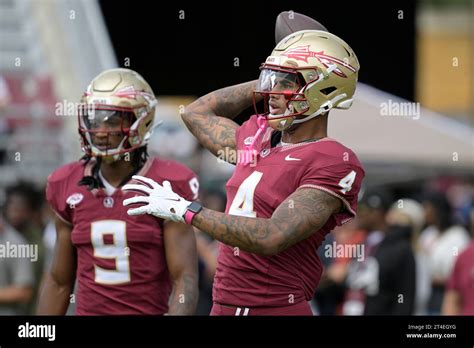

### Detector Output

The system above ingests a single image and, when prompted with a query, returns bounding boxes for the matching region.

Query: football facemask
[78,106,137,159]
[253,65,308,131]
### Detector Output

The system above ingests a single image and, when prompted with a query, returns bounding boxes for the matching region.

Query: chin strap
[292,93,348,125]
[241,115,267,166]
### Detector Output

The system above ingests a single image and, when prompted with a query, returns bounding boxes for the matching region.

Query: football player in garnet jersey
[37,68,199,315]
[122,30,365,315]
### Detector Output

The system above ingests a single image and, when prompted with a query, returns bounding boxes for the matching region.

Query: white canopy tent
[328,83,473,185]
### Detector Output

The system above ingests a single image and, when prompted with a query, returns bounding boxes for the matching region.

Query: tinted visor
[256,68,301,93]
[79,107,135,132]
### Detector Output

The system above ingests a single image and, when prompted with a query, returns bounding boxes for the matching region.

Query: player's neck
[281,115,328,144]
[99,159,135,188]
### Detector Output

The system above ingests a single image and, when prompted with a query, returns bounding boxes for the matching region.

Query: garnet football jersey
[213,115,365,307]
[46,157,199,315]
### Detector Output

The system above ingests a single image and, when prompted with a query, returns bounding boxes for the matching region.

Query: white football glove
[122,175,191,223]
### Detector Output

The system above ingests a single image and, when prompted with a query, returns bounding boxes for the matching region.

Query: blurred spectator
[4,182,45,313]
[0,215,35,314]
[363,223,416,315]
[341,188,395,315]
[313,232,337,315]
[442,240,474,315]
[315,221,366,315]
[362,197,418,315]
[339,189,417,315]
[0,74,11,164]
[194,188,225,315]
[0,75,10,110]
[470,203,474,238]
[386,198,430,315]
[419,191,470,315]
[446,181,474,230]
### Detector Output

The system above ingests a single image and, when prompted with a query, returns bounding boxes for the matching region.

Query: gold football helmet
[78,68,157,160]
[254,30,360,131]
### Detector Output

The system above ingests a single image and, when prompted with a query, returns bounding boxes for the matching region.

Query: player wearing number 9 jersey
[178,30,365,315]
[37,69,199,315]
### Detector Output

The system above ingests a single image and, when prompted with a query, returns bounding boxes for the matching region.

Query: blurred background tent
[330,83,473,187]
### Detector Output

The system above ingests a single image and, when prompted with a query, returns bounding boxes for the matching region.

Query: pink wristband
[184,210,196,225]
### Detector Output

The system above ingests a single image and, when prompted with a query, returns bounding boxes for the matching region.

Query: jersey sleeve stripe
[52,209,73,226]
[296,184,357,220]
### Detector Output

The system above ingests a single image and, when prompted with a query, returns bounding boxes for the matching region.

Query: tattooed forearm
[181,80,259,159]
[168,273,198,315]
[192,188,342,256]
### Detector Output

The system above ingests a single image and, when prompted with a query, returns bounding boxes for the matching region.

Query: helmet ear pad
[128,107,155,148]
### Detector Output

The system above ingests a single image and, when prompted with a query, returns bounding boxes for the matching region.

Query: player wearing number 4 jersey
[37,69,199,315]
[122,30,365,315]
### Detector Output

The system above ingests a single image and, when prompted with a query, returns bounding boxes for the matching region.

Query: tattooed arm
[164,221,198,315]
[181,80,259,162]
[192,188,342,256]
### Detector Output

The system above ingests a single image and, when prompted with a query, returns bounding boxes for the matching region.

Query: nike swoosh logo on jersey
[285,154,301,161]
[244,136,254,145]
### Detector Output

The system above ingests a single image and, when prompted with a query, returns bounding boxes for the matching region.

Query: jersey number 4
[228,170,356,217]
[228,171,263,217]
[91,220,131,285]
[338,170,356,194]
